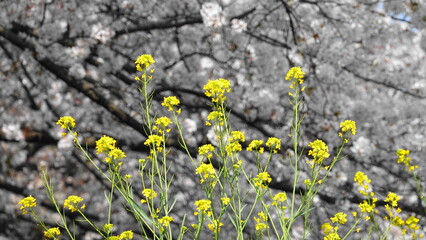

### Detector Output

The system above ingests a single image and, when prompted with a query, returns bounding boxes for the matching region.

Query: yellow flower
[56,116,76,129]
[158,216,174,227]
[144,134,164,151]
[161,96,180,111]
[206,110,225,126]
[18,195,37,214]
[247,140,264,153]
[142,189,157,200]
[266,137,281,153]
[118,230,133,240]
[254,211,269,232]
[255,222,269,231]
[225,142,242,155]
[96,135,117,154]
[195,163,216,180]
[220,197,230,205]
[385,192,400,208]
[208,220,223,233]
[321,222,335,235]
[155,116,173,129]
[203,78,231,103]
[324,232,341,240]
[253,172,272,189]
[396,149,418,171]
[272,192,287,208]
[102,223,114,233]
[44,227,61,238]
[194,199,212,216]
[340,120,356,135]
[198,144,215,159]
[230,131,245,142]
[135,54,155,71]
[108,148,126,160]
[285,67,306,83]
[354,171,371,186]
[64,195,84,212]
[331,212,347,225]
[308,139,330,164]
[358,200,375,213]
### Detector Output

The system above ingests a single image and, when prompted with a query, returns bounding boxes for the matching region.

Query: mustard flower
[272,192,287,205]
[385,192,400,208]
[225,142,242,155]
[358,200,375,213]
[142,189,157,200]
[321,222,335,235]
[247,140,264,153]
[354,171,371,186]
[405,216,420,230]
[254,211,269,232]
[396,149,418,171]
[253,172,272,189]
[285,67,306,83]
[198,144,215,159]
[144,134,164,151]
[64,195,85,212]
[135,54,155,71]
[118,230,133,240]
[102,223,114,233]
[203,78,231,103]
[155,116,173,129]
[194,199,212,216]
[208,220,223,233]
[266,137,281,153]
[19,195,37,214]
[56,116,76,129]
[206,110,225,126]
[44,227,61,239]
[308,139,330,164]
[230,131,245,142]
[331,212,347,225]
[107,148,126,162]
[158,216,174,227]
[340,120,356,135]
[220,197,230,205]
[96,135,117,154]
[195,163,216,182]
[324,232,341,240]
[162,96,180,112]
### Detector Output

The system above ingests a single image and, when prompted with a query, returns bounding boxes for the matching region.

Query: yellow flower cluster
[254,211,269,232]
[203,78,231,103]
[144,134,164,152]
[141,189,157,203]
[18,195,37,214]
[195,163,217,185]
[44,227,60,239]
[220,197,230,205]
[153,116,173,133]
[253,172,272,189]
[96,135,126,163]
[162,96,181,112]
[208,219,223,233]
[194,199,212,216]
[198,144,215,159]
[340,120,357,135]
[247,140,264,153]
[272,192,287,210]
[206,110,225,126]
[64,195,85,212]
[230,131,245,142]
[396,149,418,171]
[265,137,281,154]
[56,116,76,129]
[354,171,372,197]
[158,216,174,227]
[285,67,306,92]
[308,139,330,165]
[225,142,242,156]
[322,212,347,240]
[134,54,155,71]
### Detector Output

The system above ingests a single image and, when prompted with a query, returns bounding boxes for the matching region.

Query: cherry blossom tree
[1,0,425,238]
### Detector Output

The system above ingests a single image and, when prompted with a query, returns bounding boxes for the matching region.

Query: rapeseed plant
[18,55,424,240]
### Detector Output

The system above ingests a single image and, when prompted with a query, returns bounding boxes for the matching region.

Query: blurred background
[1,0,426,239]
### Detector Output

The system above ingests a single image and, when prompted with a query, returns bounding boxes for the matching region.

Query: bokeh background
[1,0,426,239]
